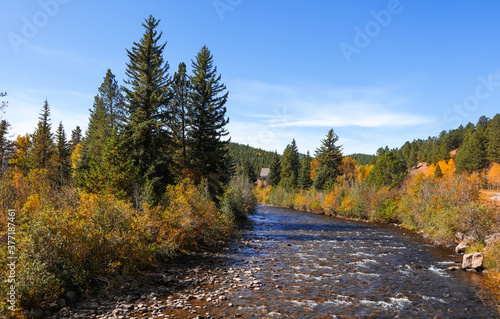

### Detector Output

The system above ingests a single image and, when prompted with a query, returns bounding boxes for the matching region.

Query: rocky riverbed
[42,205,499,319]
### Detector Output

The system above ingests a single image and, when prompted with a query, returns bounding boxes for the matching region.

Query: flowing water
[198,205,498,318]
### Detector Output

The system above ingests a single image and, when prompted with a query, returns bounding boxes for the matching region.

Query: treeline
[382,115,500,174]
[0,15,257,313]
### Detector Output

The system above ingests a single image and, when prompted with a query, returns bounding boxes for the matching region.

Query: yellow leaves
[71,143,84,177]
[357,164,374,181]
[323,189,340,215]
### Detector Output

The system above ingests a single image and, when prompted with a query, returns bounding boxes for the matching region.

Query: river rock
[455,236,474,254]
[462,252,484,271]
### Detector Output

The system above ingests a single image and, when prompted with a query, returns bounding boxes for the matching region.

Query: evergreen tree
[368,150,407,189]
[170,62,190,170]
[99,69,125,131]
[456,130,487,173]
[313,129,343,190]
[280,139,300,188]
[267,151,281,186]
[408,143,417,167]
[0,120,13,175]
[53,122,71,186]
[122,15,172,203]
[298,151,312,189]
[487,114,500,163]
[31,99,54,170]
[85,69,124,163]
[188,45,229,198]
[85,130,135,199]
[434,163,443,179]
[69,126,82,154]
[237,160,257,183]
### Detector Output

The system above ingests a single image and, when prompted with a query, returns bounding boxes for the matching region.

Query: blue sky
[2,1,500,155]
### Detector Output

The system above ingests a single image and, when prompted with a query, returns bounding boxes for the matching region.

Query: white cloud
[226,79,434,154]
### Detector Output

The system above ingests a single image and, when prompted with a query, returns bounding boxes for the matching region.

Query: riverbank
[255,175,500,313]
[43,205,498,318]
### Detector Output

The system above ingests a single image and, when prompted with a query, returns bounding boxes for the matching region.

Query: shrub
[220,174,257,223]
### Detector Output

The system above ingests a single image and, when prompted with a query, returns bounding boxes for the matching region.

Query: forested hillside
[227,142,276,177]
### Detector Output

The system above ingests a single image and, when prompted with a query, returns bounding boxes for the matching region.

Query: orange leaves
[310,158,319,180]
[425,159,456,178]
[487,162,500,187]
[323,189,340,215]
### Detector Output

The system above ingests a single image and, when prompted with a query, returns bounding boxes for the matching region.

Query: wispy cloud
[227,79,434,154]
[230,79,432,129]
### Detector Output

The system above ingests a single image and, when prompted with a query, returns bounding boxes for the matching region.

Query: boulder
[462,252,484,271]
[63,290,77,304]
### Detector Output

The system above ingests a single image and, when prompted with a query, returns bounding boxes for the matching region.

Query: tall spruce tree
[487,114,500,163]
[85,69,124,162]
[267,151,281,186]
[280,139,300,188]
[122,15,172,203]
[0,120,13,175]
[170,62,190,170]
[69,126,82,154]
[313,129,343,190]
[53,122,71,186]
[31,99,54,170]
[456,129,487,173]
[188,45,229,198]
[299,151,313,189]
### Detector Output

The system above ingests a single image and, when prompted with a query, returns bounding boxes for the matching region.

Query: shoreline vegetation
[254,168,500,312]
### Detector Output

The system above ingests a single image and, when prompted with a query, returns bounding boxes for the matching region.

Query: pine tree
[456,130,487,173]
[487,114,500,163]
[268,151,281,186]
[170,62,190,169]
[69,126,82,154]
[85,130,135,199]
[122,15,173,203]
[313,129,343,190]
[85,69,124,162]
[280,139,300,187]
[188,45,229,198]
[0,120,13,175]
[434,163,443,179]
[298,151,312,189]
[31,99,54,170]
[53,122,71,186]
[368,150,407,188]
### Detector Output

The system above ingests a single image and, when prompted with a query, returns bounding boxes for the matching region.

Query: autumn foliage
[0,172,235,311]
